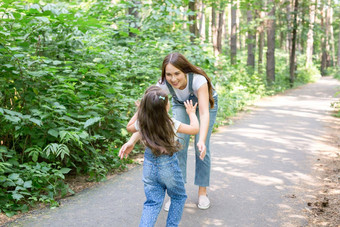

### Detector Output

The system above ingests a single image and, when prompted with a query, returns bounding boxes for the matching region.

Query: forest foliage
[0,0,339,217]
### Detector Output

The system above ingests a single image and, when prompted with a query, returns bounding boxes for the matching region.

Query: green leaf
[8,173,20,180]
[29,118,42,126]
[121,128,128,137]
[16,178,24,186]
[0,175,7,182]
[23,180,32,188]
[5,211,16,217]
[12,192,24,201]
[24,146,41,162]
[53,60,62,65]
[84,117,101,128]
[4,115,20,123]
[48,129,59,138]
[43,143,59,157]
[59,168,71,174]
[57,144,69,160]
[93,58,102,63]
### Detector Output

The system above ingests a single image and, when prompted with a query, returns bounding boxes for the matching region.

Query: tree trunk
[286,0,292,55]
[128,0,141,37]
[306,0,316,68]
[329,5,335,67]
[258,9,265,74]
[266,0,276,84]
[189,0,198,43]
[247,8,255,69]
[290,0,298,86]
[230,1,237,64]
[217,4,225,54]
[212,5,218,56]
[205,8,210,43]
[337,29,340,67]
[321,2,330,75]
[198,1,205,42]
[237,2,242,50]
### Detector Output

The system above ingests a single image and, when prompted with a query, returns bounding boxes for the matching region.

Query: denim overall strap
[165,73,195,105]
[188,73,195,100]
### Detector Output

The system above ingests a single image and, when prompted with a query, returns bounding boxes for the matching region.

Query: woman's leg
[194,97,218,189]
[172,103,190,183]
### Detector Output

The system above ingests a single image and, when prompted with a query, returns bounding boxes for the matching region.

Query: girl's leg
[164,157,187,227]
[140,162,166,227]
[172,103,190,183]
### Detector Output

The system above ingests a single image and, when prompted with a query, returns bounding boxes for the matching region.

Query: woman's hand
[197,141,206,160]
[119,141,135,159]
[184,100,197,116]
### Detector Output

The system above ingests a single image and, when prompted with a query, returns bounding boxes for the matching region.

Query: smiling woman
[157,52,218,211]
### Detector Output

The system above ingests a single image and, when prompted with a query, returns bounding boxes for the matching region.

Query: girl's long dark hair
[138,86,181,156]
[160,52,215,108]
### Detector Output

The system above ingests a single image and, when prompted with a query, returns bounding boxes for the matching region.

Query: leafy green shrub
[0,146,72,217]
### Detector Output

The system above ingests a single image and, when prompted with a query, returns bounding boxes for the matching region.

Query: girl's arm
[126,112,138,133]
[177,100,199,135]
[126,100,140,133]
[118,132,141,159]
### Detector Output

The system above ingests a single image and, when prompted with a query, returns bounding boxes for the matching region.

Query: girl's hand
[135,100,140,107]
[197,141,206,160]
[119,141,135,159]
[184,100,198,115]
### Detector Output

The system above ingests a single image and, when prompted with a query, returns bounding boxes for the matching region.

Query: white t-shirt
[156,73,207,102]
[134,118,181,135]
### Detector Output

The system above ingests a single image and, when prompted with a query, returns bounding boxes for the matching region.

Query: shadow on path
[7,77,340,227]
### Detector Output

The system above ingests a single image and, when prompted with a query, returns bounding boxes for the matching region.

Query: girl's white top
[156,73,207,101]
[134,118,181,134]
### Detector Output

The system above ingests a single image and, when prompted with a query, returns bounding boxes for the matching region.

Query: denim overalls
[140,148,187,227]
[166,73,218,187]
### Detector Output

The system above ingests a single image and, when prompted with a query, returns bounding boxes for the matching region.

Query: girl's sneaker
[198,195,210,210]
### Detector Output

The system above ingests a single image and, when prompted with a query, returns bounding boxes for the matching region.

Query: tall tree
[246,6,255,69]
[306,0,316,67]
[290,0,299,86]
[212,4,218,56]
[286,0,292,54]
[266,0,276,83]
[337,28,340,67]
[217,3,226,54]
[230,0,237,64]
[257,9,265,74]
[329,3,335,66]
[198,1,206,42]
[189,0,198,43]
[128,0,141,37]
[321,0,330,75]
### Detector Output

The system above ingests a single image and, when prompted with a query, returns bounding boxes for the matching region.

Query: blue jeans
[140,148,187,227]
[172,93,218,187]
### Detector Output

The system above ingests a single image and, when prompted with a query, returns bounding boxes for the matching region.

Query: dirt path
[5,77,340,227]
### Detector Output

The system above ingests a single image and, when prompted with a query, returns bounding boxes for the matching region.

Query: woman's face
[165,64,187,90]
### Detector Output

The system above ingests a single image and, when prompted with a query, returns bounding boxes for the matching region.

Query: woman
[157,52,218,210]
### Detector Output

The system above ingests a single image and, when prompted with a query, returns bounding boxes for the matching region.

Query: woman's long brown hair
[137,86,181,156]
[160,52,215,108]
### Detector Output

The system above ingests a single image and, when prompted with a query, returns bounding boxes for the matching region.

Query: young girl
[119,86,203,227]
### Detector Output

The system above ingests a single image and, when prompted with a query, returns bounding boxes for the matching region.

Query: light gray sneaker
[163,199,171,212]
[198,195,210,210]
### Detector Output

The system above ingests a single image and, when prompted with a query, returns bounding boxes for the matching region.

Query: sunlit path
[8,77,340,227]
